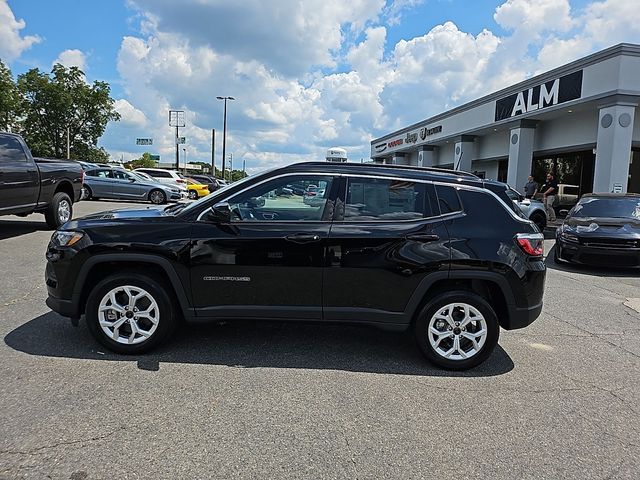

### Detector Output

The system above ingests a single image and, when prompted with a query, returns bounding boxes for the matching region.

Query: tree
[0,60,19,131]
[125,152,158,169]
[16,64,120,159]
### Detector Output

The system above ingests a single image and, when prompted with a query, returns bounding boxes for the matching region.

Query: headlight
[51,230,84,247]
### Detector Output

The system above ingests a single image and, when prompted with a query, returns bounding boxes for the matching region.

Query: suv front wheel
[85,273,176,354]
[415,291,499,370]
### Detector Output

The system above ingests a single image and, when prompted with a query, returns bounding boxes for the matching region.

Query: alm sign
[495,70,583,121]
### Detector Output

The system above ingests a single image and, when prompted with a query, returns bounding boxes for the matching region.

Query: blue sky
[1,0,638,172]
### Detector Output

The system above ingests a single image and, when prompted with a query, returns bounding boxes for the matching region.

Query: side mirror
[206,202,232,223]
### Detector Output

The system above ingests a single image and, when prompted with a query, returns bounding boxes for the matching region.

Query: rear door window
[0,136,27,163]
[342,177,432,221]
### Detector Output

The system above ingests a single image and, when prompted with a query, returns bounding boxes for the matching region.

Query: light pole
[182,148,187,175]
[216,96,235,180]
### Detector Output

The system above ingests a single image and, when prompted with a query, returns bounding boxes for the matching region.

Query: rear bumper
[504,301,543,330]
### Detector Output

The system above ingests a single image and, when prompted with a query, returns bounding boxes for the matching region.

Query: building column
[391,152,408,165]
[454,136,475,172]
[417,146,436,167]
[594,104,636,193]
[507,122,536,191]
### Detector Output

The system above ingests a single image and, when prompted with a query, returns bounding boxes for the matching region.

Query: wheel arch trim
[70,254,192,318]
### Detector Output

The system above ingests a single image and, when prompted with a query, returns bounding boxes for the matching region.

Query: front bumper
[556,239,640,267]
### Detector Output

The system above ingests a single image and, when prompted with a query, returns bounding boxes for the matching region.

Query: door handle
[405,233,440,242]
[285,233,321,244]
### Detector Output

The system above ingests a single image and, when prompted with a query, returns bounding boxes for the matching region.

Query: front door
[111,169,141,199]
[324,176,450,325]
[0,135,39,213]
[190,174,337,319]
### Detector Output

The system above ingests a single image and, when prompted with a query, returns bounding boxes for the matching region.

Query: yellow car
[185,178,210,199]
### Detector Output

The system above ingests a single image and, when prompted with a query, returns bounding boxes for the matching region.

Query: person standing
[523,175,539,199]
[541,173,558,222]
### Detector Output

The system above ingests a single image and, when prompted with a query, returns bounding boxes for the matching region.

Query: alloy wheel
[427,303,487,360]
[58,199,71,224]
[98,285,160,345]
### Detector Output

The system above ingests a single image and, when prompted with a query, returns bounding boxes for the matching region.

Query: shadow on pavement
[5,311,514,378]
[0,219,48,240]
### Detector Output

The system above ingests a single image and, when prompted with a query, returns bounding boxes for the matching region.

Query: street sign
[169,110,186,127]
[150,155,160,161]
[136,138,153,145]
[176,137,186,144]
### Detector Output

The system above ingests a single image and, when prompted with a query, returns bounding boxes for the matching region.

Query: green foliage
[16,63,120,159]
[0,60,19,131]
[228,170,248,182]
[125,152,158,169]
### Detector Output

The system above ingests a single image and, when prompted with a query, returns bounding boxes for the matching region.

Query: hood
[564,216,640,236]
[63,205,175,229]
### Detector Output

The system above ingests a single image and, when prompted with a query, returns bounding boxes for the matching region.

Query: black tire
[415,291,500,370]
[149,189,167,205]
[85,273,177,354]
[44,192,73,229]
[83,185,93,200]
[530,211,547,231]
[188,190,198,200]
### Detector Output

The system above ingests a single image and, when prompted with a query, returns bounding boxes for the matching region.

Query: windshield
[571,197,640,219]
[130,171,154,182]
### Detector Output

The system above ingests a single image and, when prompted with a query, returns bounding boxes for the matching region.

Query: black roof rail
[354,162,481,179]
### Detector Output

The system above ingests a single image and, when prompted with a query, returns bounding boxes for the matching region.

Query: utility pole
[242,159,246,177]
[216,96,235,180]
[66,126,70,159]
[211,128,215,177]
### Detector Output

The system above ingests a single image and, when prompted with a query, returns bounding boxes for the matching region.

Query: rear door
[324,176,450,325]
[111,169,143,199]
[190,173,337,319]
[85,169,115,198]
[0,135,39,213]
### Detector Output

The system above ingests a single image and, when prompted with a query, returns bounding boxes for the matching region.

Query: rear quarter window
[457,188,515,225]
[435,185,462,214]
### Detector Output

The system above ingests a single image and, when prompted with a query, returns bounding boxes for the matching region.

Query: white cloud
[494,0,574,34]
[100,0,640,172]
[114,99,147,126]
[0,0,40,62]
[52,49,87,71]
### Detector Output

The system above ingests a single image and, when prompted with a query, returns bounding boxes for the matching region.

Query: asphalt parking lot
[1,200,639,479]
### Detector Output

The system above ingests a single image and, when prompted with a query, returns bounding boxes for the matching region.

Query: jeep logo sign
[494,70,583,121]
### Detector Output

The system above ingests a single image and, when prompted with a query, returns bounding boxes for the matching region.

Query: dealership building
[370,43,640,195]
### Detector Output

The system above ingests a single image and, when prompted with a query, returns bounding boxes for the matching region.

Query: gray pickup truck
[0,131,83,228]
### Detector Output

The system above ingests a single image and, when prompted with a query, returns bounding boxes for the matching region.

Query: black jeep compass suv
[45,162,546,370]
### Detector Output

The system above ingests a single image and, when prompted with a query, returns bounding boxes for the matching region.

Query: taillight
[515,233,544,256]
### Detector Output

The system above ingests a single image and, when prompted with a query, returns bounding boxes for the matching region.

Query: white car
[134,168,188,196]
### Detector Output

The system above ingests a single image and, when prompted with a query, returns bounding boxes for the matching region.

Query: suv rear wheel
[85,273,176,354]
[415,291,499,370]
